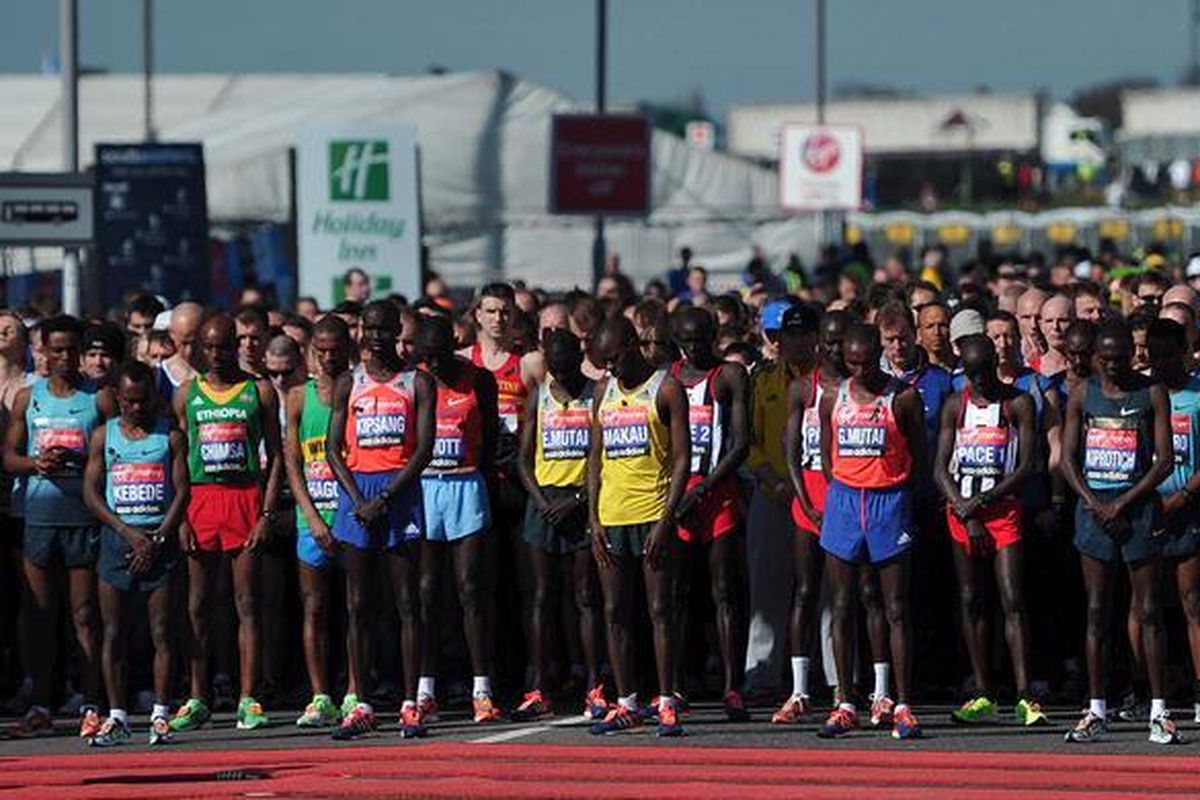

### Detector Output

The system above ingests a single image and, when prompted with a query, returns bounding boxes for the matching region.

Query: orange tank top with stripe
[830,378,912,489]
[472,343,527,438]
[427,360,482,474]
[344,365,417,473]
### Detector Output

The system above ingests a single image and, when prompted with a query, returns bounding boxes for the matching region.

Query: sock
[792,657,810,698]
[1089,698,1107,719]
[417,676,436,700]
[473,676,492,698]
[401,699,416,712]
[110,708,128,726]
[618,693,638,711]
[838,701,856,713]
[895,703,909,715]
[1151,698,1166,720]
[873,662,890,699]
[152,703,170,721]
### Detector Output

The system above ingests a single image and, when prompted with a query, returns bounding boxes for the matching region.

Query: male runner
[414,314,502,724]
[170,314,283,733]
[776,308,850,723]
[82,361,188,746]
[670,307,750,720]
[817,322,927,740]
[326,301,435,740]
[587,317,691,736]
[933,335,1045,727]
[1060,321,1176,744]
[513,329,604,721]
[284,316,352,728]
[4,315,116,737]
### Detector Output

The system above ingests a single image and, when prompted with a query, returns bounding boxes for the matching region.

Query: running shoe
[589,704,640,735]
[341,693,360,720]
[892,705,922,740]
[148,716,172,746]
[656,696,684,737]
[1116,691,1146,723]
[1015,698,1048,727]
[509,690,553,722]
[331,703,377,741]
[583,683,608,720]
[88,717,131,748]
[236,696,268,730]
[78,705,102,738]
[168,698,211,732]
[673,692,691,718]
[869,694,895,728]
[1149,714,1183,745]
[296,694,340,727]
[473,695,502,723]
[12,706,53,738]
[771,694,810,724]
[400,704,426,739]
[951,696,997,724]
[417,694,439,723]
[723,689,750,722]
[1194,702,1200,725]
[640,696,661,724]
[1065,711,1106,743]
[817,706,857,739]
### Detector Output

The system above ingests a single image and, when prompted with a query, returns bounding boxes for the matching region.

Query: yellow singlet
[534,378,594,488]
[597,370,671,526]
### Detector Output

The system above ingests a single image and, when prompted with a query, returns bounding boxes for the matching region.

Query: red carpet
[3,743,1200,798]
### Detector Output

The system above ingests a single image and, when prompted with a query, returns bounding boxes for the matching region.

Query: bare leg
[386,541,422,701]
[145,581,174,705]
[22,560,57,708]
[994,544,1031,698]
[229,548,261,699]
[418,541,445,679]
[597,554,636,698]
[643,541,677,699]
[298,563,330,697]
[452,533,491,678]
[825,554,858,705]
[186,551,221,702]
[97,581,127,711]
[877,554,912,705]
[342,546,375,699]
[1175,554,1200,682]
[1129,557,1165,702]
[1080,554,1113,703]
[66,566,102,706]
[527,544,558,693]
[952,544,989,695]
[571,549,603,687]
[709,529,747,695]
[788,529,820,666]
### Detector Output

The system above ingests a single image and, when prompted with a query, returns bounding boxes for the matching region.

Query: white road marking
[469,725,550,744]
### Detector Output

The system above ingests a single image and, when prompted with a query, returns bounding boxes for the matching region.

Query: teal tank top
[24,378,101,526]
[104,417,172,527]
[1161,374,1200,497]
[1080,377,1153,492]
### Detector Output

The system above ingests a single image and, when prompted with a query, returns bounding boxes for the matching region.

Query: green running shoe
[951,696,997,724]
[340,693,359,720]
[168,698,211,732]
[1016,698,1048,727]
[236,696,268,730]
[296,694,340,727]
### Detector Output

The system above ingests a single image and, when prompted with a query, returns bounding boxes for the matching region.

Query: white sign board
[297,122,421,307]
[780,124,863,211]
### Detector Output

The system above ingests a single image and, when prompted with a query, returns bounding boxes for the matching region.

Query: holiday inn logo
[329,140,389,201]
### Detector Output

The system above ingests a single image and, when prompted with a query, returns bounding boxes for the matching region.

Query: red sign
[550,115,651,215]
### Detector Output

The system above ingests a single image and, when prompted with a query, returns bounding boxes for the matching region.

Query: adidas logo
[191,396,205,406]
[896,531,912,546]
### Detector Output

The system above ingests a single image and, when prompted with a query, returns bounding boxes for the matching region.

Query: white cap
[1073,259,1092,280]
[949,308,985,344]
[153,310,172,331]
[1187,256,1200,279]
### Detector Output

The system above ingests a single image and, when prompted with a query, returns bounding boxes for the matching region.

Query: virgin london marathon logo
[802,132,840,174]
[330,140,390,201]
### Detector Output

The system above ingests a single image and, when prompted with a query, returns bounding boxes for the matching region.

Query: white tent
[0,71,818,290]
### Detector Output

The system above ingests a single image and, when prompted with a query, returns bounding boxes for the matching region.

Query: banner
[296,122,422,307]
[550,114,651,216]
[94,143,209,308]
[780,125,863,211]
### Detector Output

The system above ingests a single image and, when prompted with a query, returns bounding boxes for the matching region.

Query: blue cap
[761,299,795,332]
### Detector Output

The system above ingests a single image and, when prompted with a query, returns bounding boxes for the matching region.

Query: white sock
[838,701,856,713]
[473,676,491,698]
[152,703,170,721]
[1090,698,1107,719]
[873,662,890,699]
[895,703,910,715]
[618,693,638,711]
[401,699,416,712]
[417,676,436,700]
[792,657,810,698]
[110,708,128,726]
[1151,698,1167,720]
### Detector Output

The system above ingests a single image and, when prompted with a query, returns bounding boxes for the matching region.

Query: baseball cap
[1073,259,1092,280]
[761,299,795,332]
[780,303,819,333]
[949,309,985,344]
[1186,256,1200,279]
[153,310,172,331]
[83,321,125,356]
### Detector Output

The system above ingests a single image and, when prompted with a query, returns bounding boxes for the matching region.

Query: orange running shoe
[510,690,553,722]
[589,704,640,735]
[12,706,53,738]
[892,705,922,740]
[817,706,858,738]
[771,695,810,724]
[473,695,502,723]
[869,695,895,728]
[400,703,426,739]
[656,696,684,737]
[583,683,609,720]
[723,690,750,722]
[416,694,439,723]
[78,705,102,738]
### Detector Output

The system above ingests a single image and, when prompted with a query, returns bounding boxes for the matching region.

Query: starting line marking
[469,715,591,743]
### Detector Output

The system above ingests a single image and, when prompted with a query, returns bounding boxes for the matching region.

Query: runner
[776,308,850,723]
[284,316,352,728]
[4,315,115,738]
[414,314,503,725]
[933,334,1045,727]
[587,317,691,736]
[669,307,750,721]
[816,322,927,740]
[1060,321,1176,744]
[1145,319,1200,723]
[513,328,604,722]
[82,361,187,746]
[326,301,435,740]
[170,314,283,734]
[156,302,204,405]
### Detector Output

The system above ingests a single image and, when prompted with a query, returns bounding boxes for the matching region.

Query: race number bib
[1083,422,1138,483]
[601,407,650,459]
[198,421,248,474]
[801,406,822,469]
[430,419,466,470]
[541,407,590,460]
[689,405,714,462]
[355,399,407,448]
[1172,413,1192,466]
[303,460,339,512]
[835,405,886,458]
[110,462,167,518]
[954,426,1008,479]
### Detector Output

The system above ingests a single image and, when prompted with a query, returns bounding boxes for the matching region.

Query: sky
[0,0,1195,117]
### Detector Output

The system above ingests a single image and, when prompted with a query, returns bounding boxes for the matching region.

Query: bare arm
[325,372,363,507]
[895,387,927,492]
[785,375,818,521]
[380,369,436,498]
[3,388,36,477]
[587,377,611,568]
[1113,384,1173,511]
[933,394,963,506]
[159,428,190,537]
[645,375,693,567]
[475,368,499,477]
[702,362,750,488]
[819,387,836,483]
[82,425,126,533]
[256,379,284,515]
[283,385,323,532]
[516,389,547,507]
[1058,382,1098,510]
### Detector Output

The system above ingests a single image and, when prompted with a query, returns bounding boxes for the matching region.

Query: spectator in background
[782,253,808,295]
[1036,294,1074,377]
[342,268,371,304]
[235,306,270,378]
[332,301,363,345]
[1016,287,1048,368]
[144,330,174,366]
[998,283,1027,314]
[294,297,320,322]
[907,280,941,314]
[0,311,28,410]
[917,302,956,372]
[667,247,694,296]
[743,246,780,294]
[604,251,637,301]
[126,294,164,340]
[81,322,125,387]
[239,286,268,309]
[281,314,313,353]
[678,266,711,307]
[1134,272,1170,312]
[1072,282,1106,322]
[643,279,669,303]
[1129,308,1156,375]
[156,301,204,403]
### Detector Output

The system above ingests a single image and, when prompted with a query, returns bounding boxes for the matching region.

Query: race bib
[835,405,886,458]
[542,407,590,460]
[954,426,1008,478]
[689,405,714,460]
[430,419,466,470]
[304,460,339,512]
[354,399,407,448]
[1084,422,1138,483]
[602,406,650,459]
[198,421,248,474]
[110,462,167,517]
[1172,413,1192,466]
[801,407,821,468]
[499,411,520,436]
